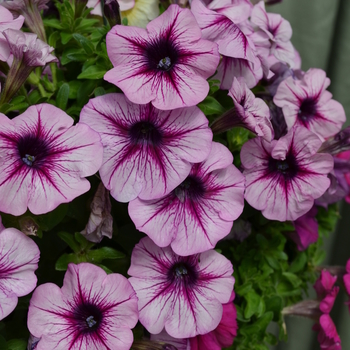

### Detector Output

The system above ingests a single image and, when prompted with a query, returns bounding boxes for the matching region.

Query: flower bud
[104,0,121,27]
[318,127,350,155]
[75,0,89,18]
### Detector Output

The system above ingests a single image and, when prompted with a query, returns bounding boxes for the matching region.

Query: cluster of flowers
[0,0,349,349]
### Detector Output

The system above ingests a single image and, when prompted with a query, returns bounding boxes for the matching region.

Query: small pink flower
[80,93,213,202]
[0,217,40,321]
[129,142,245,255]
[104,4,219,110]
[313,314,341,350]
[314,270,339,314]
[343,259,350,312]
[274,68,346,140]
[241,126,333,221]
[28,263,139,350]
[128,237,234,338]
[0,5,24,62]
[211,77,273,141]
[0,104,103,216]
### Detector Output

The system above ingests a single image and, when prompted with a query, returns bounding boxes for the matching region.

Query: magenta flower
[343,258,350,312]
[0,5,24,62]
[104,4,219,110]
[80,93,212,202]
[28,263,139,350]
[241,126,333,221]
[274,68,346,140]
[128,237,235,338]
[0,104,103,216]
[312,315,341,350]
[211,77,273,141]
[0,218,40,320]
[128,142,245,255]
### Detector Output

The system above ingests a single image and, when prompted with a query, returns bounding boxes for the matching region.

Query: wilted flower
[103,0,121,27]
[274,68,346,140]
[104,4,219,110]
[241,126,333,221]
[0,103,103,216]
[28,263,138,350]
[80,93,213,202]
[81,182,113,243]
[128,237,235,338]
[0,217,40,320]
[129,142,245,256]
[211,77,273,141]
[0,4,24,62]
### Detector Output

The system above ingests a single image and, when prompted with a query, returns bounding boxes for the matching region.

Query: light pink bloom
[28,263,138,350]
[191,0,262,89]
[151,292,237,349]
[241,126,333,221]
[104,4,219,110]
[80,93,212,202]
[87,0,134,15]
[129,142,245,255]
[250,1,295,69]
[211,77,273,141]
[274,68,346,140]
[0,218,40,320]
[128,237,234,338]
[0,5,24,62]
[0,104,103,216]
[312,314,341,350]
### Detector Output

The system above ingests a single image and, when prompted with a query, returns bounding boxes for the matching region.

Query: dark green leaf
[58,231,80,253]
[43,19,63,29]
[55,253,83,271]
[77,65,107,79]
[289,252,307,273]
[49,31,61,47]
[73,33,95,55]
[68,80,82,99]
[7,339,26,350]
[87,247,125,263]
[56,83,70,110]
[197,96,225,115]
[75,19,100,32]
[244,290,261,319]
[60,32,73,45]
[94,87,106,96]
[61,48,87,65]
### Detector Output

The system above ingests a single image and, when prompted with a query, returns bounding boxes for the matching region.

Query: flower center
[17,134,50,168]
[298,98,317,124]
[73,303,103,333]
[168,261,198,286]
[174,175,205,203]
[129,121,162,146]
[268,153,299,179]
[157,57,172,70]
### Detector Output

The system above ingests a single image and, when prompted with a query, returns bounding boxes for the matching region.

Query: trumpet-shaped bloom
[28,263,139,350]
[80,93,213,202]
[128,237,234,338]
[0,219,40,321]
[128,142,245,255]
[274,68,346,140]
[0,104,103,216]
[0,5,24,62]
[104,4,219,110]
[241,126,333,221]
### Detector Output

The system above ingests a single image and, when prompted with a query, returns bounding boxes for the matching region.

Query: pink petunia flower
[0,5,24,62]
[28,263,139,350]
[211,77,273,141]
[312,314,341,350]
[0,216,40,321]
[0,104,103,216]
[151,292,237,349]
[104,4,220,110]
[274,68,346,140]
[343,258,350,312]
[128,237,235,338]
[128,142,245,256]
[191,0,262,89]
[241,125,333,221]
[80,93,213,203]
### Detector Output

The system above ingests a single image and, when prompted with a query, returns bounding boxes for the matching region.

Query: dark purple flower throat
[168,260,198,286]
[268,153,299,179]
[129,121,162,146]
[17,134,50,168]
[298,98,317,125]
[73,302,103,333]
[174,175,205,202]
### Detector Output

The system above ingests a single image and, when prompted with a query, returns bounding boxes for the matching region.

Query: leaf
[7,339,26,350]
[60,32,73,45]
[197,96,225,115]
[43,18,63,29]
[55,253,82,271]
[68,80,82,99]
[56,83,70,110]
[77,65,107,79]
[36,204,68,231]
[244,290,261,319]
[49,31,61,47]
[75,19,100,32]
[94,87,106,97]
[87,247,125,263]
[289,252,307,273]
[58,232,80,253]
[77,79,96,106]
[73,33,95,55]
[61,48,87,65]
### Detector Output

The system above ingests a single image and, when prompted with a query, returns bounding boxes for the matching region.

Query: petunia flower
[211,77,273,141]
[28,263,139,350]
[312,314,341,350]
[0,103,103,216]
[0,217,40,321]
[343,258,350,313]
[80,93,213,203]
[0,5,24,62]
[128,142,245,256]
[104,4,219,110]
[241,125,333,221]
[0,29,58,103]
[128,237,235,338]
[151,292,237,349]
[274,68,346,140]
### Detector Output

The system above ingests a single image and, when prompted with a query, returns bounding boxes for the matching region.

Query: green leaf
[244,290,261,319]
[55,253,83,271]
[235,282,253,296]
[43,18,63,29]
[265,296,283,321]
[0,336,7,350]
[75,19,100,32]
[61,48,87,65]
[289,252,307,273]
[58,231,80,253]
[49,31,61,47]
[56,83,70,110]
[7,339,26,350]
[73,33,95,55]
[276,281,301,297]
[60,32,73,45]
[77,79,96,106]
[68,80,82,99]
[241,312,274,337]
[197,96,225,115]
[77,65,107,79]
[94,87,106,97]
[36,204,69,231]
[10,96,25,104]
[122,17,128,26]
[87,247,125,263]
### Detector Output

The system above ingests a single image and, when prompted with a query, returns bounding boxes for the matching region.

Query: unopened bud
[104,0,121,27]
[282,300,321,321]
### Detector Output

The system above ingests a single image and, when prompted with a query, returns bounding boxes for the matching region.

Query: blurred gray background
[268,0,350,349]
